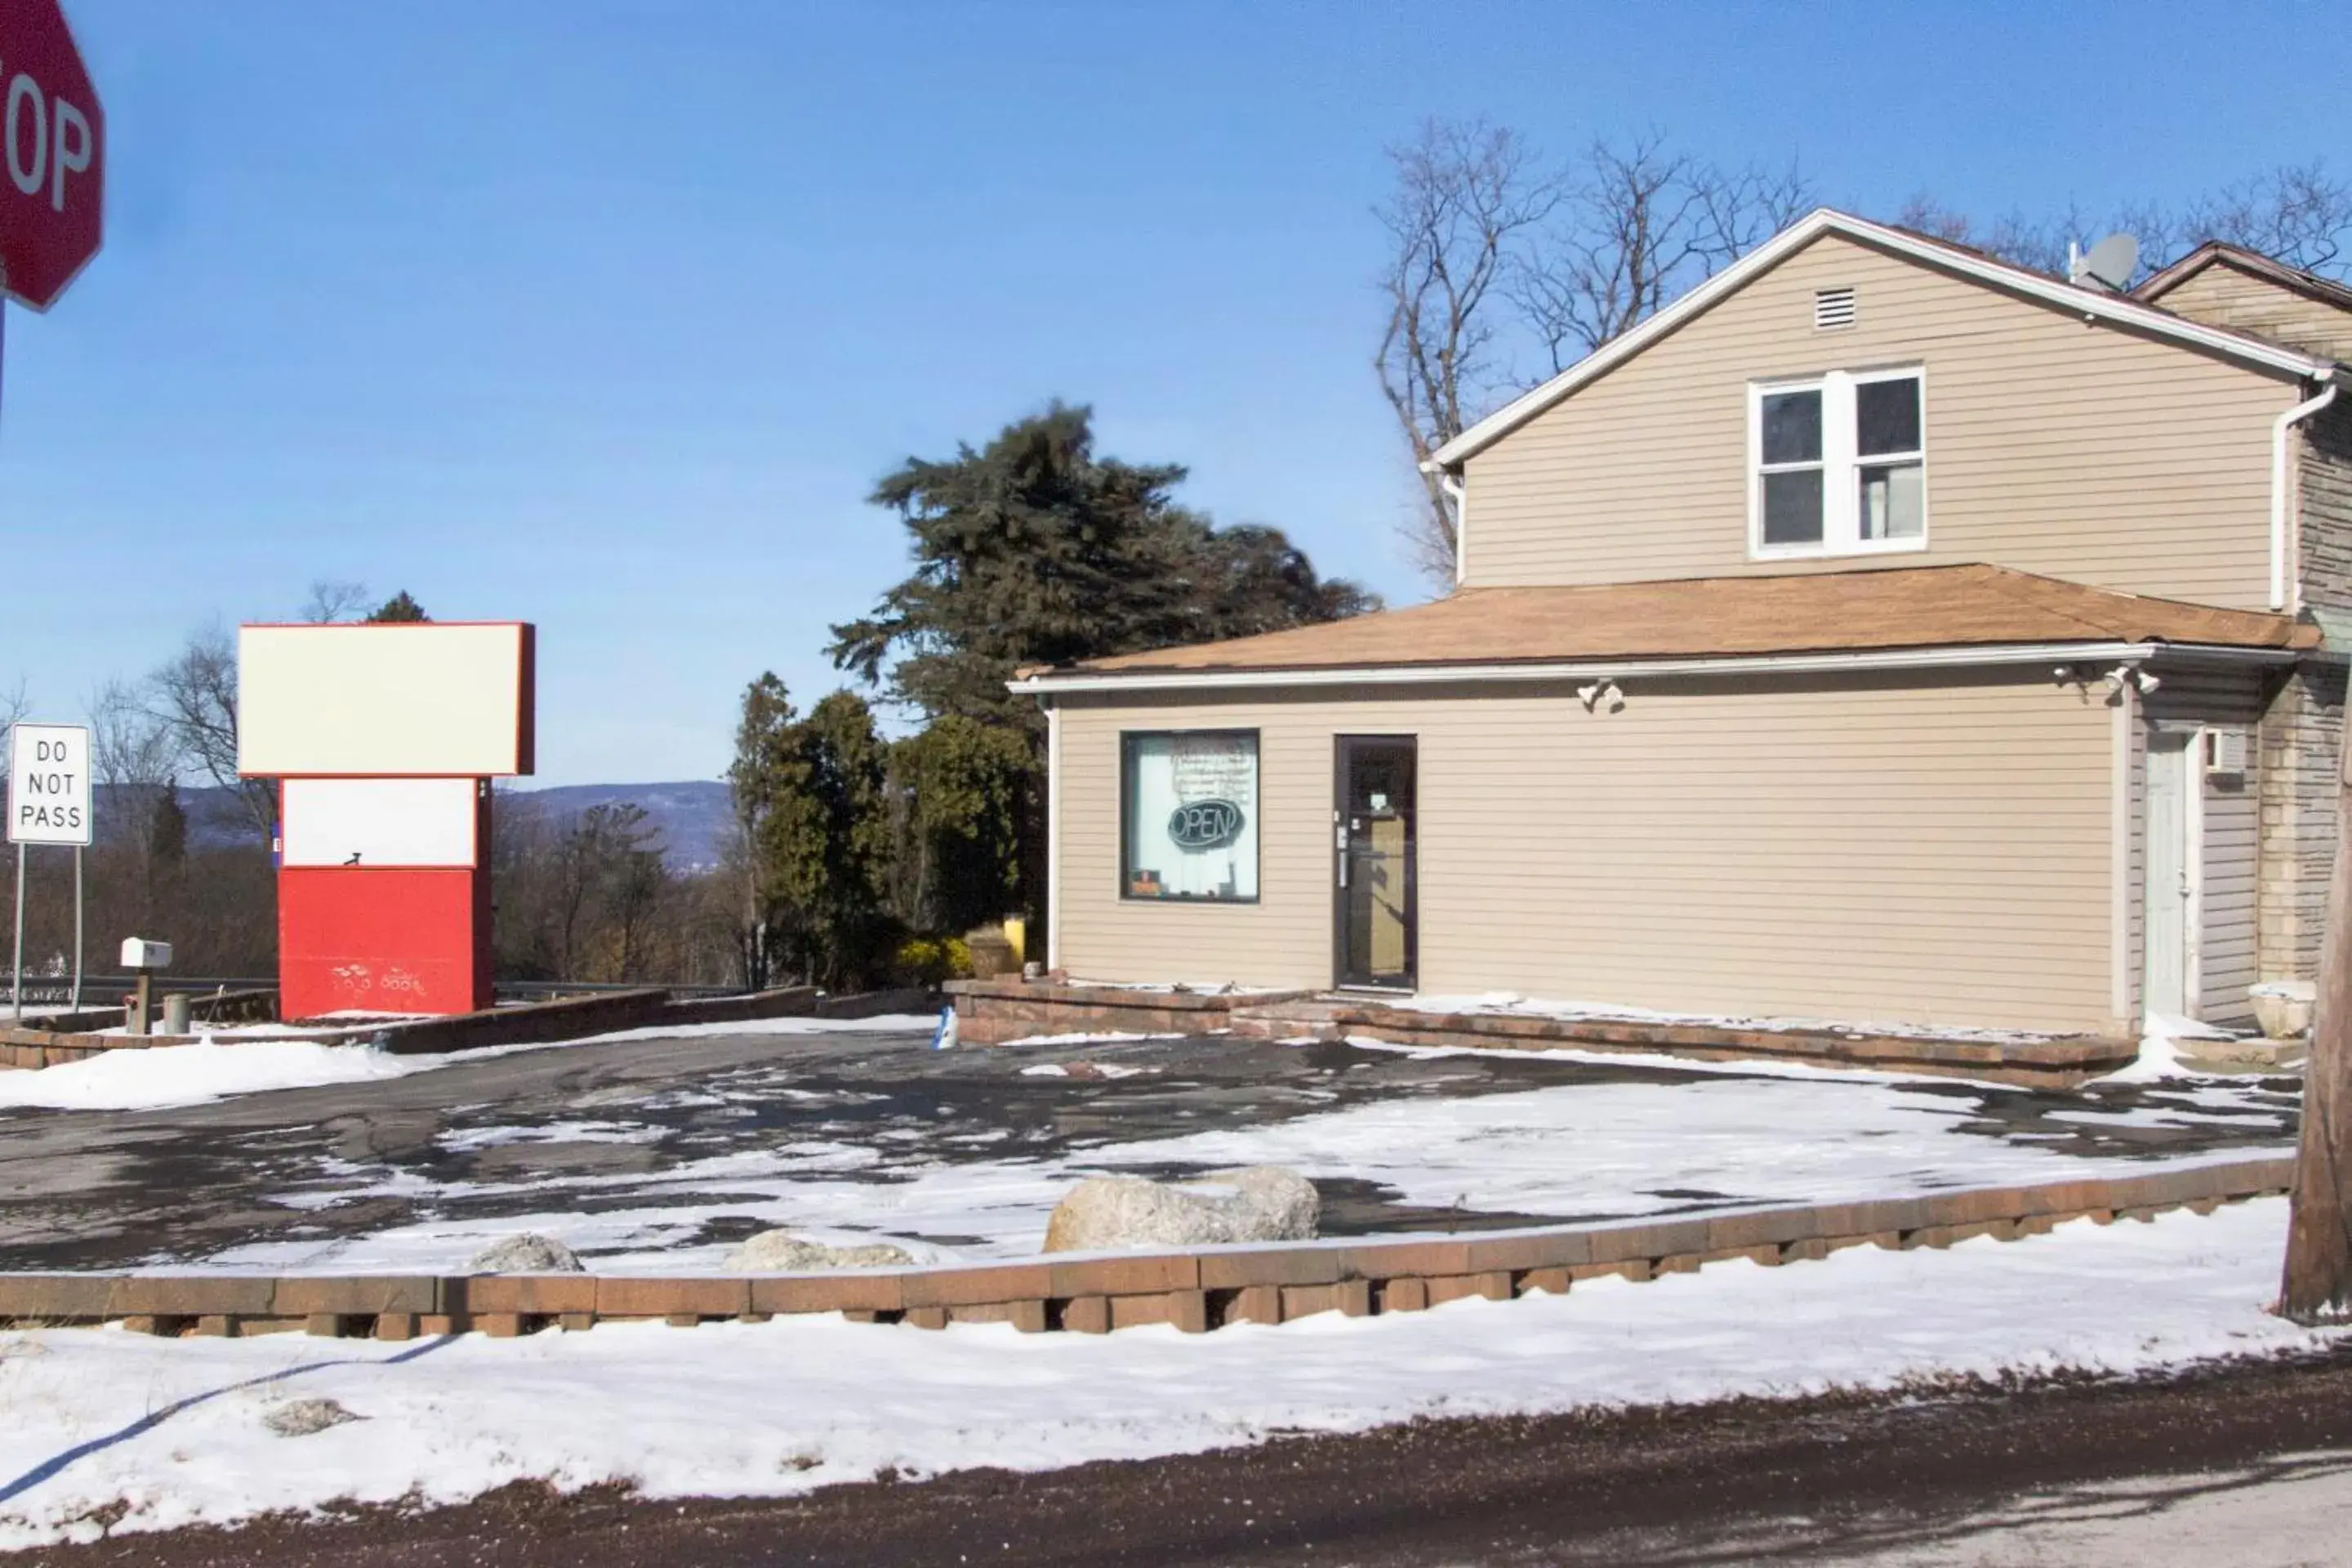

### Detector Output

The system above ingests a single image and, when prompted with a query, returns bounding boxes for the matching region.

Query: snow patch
[0,1200,2331,1548]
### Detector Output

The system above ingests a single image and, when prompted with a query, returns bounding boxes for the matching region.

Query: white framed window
[1748,368,1926,558]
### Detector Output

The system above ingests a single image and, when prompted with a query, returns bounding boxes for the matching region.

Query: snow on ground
[0,1040,433,1112]
[558,1013,939,1046]
[0,1199,2330,1549]
[0,1015,940,1114]
[187,1047,2294,1273]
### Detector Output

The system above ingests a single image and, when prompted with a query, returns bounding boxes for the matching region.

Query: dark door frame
[1332,733,1419,992]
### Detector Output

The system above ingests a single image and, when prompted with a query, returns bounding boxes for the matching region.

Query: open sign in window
[1120,730,1259,902]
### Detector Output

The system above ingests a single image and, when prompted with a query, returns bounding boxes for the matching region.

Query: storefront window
[1120,730,1259,902]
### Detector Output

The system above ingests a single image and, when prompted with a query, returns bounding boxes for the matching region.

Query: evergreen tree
[829,403,1375,726]
[368,591,430,623]
[889,715,1032,934]
[739,686,896,987]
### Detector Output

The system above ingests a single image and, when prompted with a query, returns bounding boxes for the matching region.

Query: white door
[2144,733,2193,1018]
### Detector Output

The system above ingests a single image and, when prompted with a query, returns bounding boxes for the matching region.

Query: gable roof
[1015,564,2318,690]
[1429,208,2341,471]
[2134,240,2352,317]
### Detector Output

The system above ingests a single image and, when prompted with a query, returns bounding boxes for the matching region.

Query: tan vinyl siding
[1054,668,2119,1034]
[2155,261,2352,363]
[1462,232,2294,606]
[2144,664,2268,1025]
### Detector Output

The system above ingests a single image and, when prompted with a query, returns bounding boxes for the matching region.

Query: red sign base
[277,865,492,1020]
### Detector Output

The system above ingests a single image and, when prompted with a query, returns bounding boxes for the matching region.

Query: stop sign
[0,0,100,310]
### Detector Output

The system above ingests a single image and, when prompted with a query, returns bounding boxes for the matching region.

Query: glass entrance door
[1335,736,1417,990]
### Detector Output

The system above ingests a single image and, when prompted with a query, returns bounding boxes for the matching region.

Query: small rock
[264,1398,363,1437]
[1042,1166,1320,1254]
[467,1233,584,1274]
[724,1231,915,1272]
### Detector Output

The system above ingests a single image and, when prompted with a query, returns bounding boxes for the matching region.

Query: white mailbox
[119,938,173,970]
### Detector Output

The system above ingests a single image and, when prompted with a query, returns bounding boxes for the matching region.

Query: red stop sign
[0,0,100,310]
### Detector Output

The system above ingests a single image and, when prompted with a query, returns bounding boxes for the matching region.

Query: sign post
[7,720,91,1021]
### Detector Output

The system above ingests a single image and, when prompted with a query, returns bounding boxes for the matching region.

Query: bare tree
[1374,123,1808,586]
[1374,119,1560,584]
[2132,161,2352,277]
[0,677,28,737]
[1515,132,1812,375]
[147,625,275,840]
[87,678,178,850]
[1895,194,2088,278]
[300,580,372,623]
[1900,162,2352,283]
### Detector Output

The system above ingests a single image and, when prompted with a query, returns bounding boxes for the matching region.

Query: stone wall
[2263,403,2352,985]
[2257,662,2345,985]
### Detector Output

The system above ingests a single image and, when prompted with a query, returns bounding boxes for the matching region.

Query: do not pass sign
[7,722,90,844]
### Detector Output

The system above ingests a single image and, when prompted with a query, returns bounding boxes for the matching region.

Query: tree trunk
[2282,697,2352,1321]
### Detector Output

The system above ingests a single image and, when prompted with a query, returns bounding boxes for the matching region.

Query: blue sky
[2,1,2342,785]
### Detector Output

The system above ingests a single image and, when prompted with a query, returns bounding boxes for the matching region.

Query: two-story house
[1011,208,2352,1039]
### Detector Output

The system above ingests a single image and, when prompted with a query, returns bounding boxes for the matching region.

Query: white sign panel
[7,723,91,846]
[238,622,534,777]
[280,777,479,867]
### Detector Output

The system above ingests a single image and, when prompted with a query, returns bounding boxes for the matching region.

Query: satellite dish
[2071,233,2140,292]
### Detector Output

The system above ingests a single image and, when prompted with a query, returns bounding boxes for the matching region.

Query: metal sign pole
[10,841,22,1025]
[72,844,82,1010]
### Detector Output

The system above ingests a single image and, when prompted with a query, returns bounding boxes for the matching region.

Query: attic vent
[1814,287,1856,330]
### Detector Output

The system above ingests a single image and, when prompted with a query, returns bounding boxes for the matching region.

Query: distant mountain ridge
[149,780,735,873]
[509,781,733,871]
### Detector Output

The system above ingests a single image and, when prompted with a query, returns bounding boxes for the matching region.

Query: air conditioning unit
[2206,728,2249,776]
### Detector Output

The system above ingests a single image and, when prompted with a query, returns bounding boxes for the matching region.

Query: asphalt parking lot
[0,1027,2301,1274]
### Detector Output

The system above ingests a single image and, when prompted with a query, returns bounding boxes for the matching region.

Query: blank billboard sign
[280,777,480,867]
[238,623,535,777]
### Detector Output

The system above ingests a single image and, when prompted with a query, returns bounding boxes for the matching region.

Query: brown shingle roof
[1045,564,2318,680]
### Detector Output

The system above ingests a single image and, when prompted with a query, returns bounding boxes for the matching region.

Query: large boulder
[467,1233,583,1274]
[1042,1167,1320,1254]
[724,1231,915,1272]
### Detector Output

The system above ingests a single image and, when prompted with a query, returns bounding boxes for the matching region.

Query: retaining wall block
[1167,1290,1211,1334]
[376,1313,417,1341]
[1924,1187,2033,1227]
[1109,1295,1174,1330]
[452,1276,598,1316]
[749,1273,904,1316]
[903,1306,950,1331]
[1380,1277,1429,1312]
[1461,1231,1594,1274]
[899,1263,1055,1310]
[1227,1285,1282,1325]
[0,1274,118,1321]
[1518,1267,1572,1297]
[1277,1284,1344,1321]
[274,1276,442,1317]
[113,1278,276,1318]
[1061,1296,1111,1334]
[1046,1254,1200,1298]
[1584,1219,1710,1267]
[595,1278,751,1319]
[1196,1249,1350,1290]
[1701,1209,1821,1252]
[1341,1240,1475,1281]
[1008,1299,1049,1334]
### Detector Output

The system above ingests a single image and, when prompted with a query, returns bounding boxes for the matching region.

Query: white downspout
[1440,472,1468,589]
[2273,381,2339,611]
